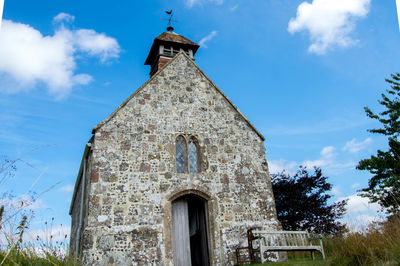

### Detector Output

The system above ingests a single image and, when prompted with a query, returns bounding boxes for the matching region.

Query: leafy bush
[271,167,347,235]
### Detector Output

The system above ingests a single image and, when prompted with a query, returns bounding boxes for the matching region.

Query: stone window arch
[176,135,200,173]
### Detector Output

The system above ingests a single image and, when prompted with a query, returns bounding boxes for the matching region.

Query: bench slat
[252,230,325,263]
[253,230,309,234]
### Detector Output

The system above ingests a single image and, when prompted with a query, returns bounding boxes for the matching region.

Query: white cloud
[397,0,400,31]
[343,137,372,153]
[340,193,381,214]
[302,145,335,168]
[268,159,298,174]
[0,13,120,99]
[185,0,223,8]
[53,12,75,24]
[269,147,333,174]
[345,214,384,231]
[0,0,4,30]
[4,218,70,255]
[352,183,361,188]
[60,184,74,193]
[25,224,70,243]
[288,0,371,54]
[72,73,93,85]
[230,4,239,12]
[301,159,326,168]
[73,29,120,62]
[332,186,342,196]
[321,146,335,157]
[270,145,355,175]
[355,214,379,224]
[199,30,218,48]
[339,193,384,230]
[0,194,47,210]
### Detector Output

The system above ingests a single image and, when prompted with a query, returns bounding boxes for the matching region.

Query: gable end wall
[79,53,280,265]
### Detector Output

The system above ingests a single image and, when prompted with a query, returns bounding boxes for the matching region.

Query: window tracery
[176,135,200,173]
[176,136,186,173]
[188,138,198,173]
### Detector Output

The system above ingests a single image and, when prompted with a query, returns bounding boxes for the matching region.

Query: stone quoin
[69,28,281,265]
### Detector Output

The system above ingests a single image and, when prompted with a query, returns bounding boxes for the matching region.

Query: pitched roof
[93,51,265,141]
[155,32,199,47]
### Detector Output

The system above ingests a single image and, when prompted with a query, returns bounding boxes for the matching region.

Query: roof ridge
[155,32,199,47]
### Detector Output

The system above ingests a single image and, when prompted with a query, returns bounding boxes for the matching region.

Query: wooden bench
[251,230,325,263]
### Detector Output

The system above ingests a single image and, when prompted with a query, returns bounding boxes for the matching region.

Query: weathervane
[161,10,179,32]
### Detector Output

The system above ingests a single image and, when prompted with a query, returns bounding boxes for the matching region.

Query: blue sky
[0,0,399,239]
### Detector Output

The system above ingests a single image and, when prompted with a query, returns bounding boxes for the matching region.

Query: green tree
[357,73,400,214]
[271,167,347,235]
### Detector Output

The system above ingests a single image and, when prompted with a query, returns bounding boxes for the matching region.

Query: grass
[249,215,400,266]
[0,155,78,265]
[252,257,326,266]
[323,215,400,265]
[0,201,77,265]
[0,216,77,265]
[0,247,76,265]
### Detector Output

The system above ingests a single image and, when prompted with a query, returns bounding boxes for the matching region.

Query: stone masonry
[70,51,280,265]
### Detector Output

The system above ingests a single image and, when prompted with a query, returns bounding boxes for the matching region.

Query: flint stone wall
[79,53,280,265]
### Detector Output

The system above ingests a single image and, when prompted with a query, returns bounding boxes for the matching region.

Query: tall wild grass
[0,154,77,265]
[324,214,400,265]
[0,210,77,265]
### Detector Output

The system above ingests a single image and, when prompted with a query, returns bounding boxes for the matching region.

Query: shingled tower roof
[155,32,199,46]
[144,31,200,76]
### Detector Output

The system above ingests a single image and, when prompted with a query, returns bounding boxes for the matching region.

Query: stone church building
[69,28,280,265]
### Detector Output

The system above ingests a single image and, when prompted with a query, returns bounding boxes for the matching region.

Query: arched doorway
[172,194,210,266]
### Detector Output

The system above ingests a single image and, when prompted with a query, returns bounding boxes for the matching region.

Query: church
[69,25,280,265]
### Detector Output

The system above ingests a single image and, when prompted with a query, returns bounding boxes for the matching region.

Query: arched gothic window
[176,136,186,173]
[188,138,198,173]
[176,136,200,173]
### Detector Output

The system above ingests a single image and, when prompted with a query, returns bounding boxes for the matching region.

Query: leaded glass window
[176,135,200,173]
[176,137,185,173]
[188,139,198,173]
